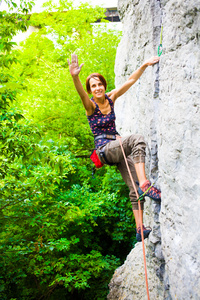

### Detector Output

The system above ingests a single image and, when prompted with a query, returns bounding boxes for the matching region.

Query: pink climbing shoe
[138,180,161,201]
[136,225,152,242]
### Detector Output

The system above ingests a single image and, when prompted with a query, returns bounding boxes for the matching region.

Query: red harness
[90,150,104,168]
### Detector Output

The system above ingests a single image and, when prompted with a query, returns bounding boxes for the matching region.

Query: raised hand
[67,53,84,76]
[144,56,160,66]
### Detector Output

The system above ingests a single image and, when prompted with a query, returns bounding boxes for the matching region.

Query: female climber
[68,53,161,242]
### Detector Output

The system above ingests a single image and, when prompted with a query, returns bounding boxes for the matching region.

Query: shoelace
[140,181,161,199]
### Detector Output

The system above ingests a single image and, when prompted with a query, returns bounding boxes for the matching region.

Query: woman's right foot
[136,225,152,242]
[138,180,161,201]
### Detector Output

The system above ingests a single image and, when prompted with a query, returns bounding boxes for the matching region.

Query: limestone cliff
[107,0,200,299]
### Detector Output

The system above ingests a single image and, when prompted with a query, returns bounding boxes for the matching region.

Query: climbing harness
[90,134,117,168]
[157,23,163,57]
[117,136,150,300]
[94,134,116,142]
[90,147,116,168]
[90,149,104,168]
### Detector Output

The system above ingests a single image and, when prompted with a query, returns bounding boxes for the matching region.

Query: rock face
[107,0,200,299]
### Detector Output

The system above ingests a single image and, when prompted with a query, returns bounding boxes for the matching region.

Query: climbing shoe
[136,225,152,242]
[138,180,161,201]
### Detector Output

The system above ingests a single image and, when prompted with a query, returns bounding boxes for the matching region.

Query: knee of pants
[129,134,146,144]
[129,134,146,163]
[133,135,146,151]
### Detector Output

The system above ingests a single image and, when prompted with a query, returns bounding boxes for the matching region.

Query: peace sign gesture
[67,53,84,77]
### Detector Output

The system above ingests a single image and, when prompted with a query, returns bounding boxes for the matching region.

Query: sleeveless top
[87,94,118,149]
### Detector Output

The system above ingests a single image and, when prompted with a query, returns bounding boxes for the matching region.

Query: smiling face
[86,73,107,95]
[89,77,106,99]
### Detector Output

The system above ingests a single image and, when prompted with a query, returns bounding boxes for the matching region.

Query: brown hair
[86,73,107,94]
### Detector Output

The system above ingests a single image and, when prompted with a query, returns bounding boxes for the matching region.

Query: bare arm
[108,56,160,102]
[68,54,95,115]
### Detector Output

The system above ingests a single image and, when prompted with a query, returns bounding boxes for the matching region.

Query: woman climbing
[68,53,161,242]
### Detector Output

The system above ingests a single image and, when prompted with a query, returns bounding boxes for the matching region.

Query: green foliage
[0,1,135,299]
[0,0,35,53]
[1,171,135,299]
[0,0,36,175]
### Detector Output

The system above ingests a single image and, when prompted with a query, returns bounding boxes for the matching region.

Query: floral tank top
[87,94,118,149]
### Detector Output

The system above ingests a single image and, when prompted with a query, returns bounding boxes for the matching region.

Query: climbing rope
[157,23,163,57]
[117,136,150,300]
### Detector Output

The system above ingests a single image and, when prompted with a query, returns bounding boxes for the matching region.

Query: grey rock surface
[108,0,200,299]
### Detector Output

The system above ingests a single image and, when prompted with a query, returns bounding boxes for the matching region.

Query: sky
[0,0,118,12]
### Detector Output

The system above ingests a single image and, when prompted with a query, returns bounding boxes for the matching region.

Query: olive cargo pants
[96,134,146,210]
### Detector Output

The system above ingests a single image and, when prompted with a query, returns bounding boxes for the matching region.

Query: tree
[0,1,136,299]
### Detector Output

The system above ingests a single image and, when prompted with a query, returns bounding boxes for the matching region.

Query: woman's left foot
[136,225,152,242]
[138,180,161,201]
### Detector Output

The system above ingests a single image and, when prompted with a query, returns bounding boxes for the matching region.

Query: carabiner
[157,44,163,57]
